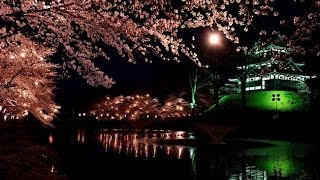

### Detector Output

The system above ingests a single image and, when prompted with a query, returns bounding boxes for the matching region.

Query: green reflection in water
[190,148,197,179]
[244,139,305,177]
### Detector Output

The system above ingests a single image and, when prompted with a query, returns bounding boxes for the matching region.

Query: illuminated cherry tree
[86,94,190,121]
[159,95,190,119]
[0,0,286,87]
[87,94,160,121]
[0,33,60,125]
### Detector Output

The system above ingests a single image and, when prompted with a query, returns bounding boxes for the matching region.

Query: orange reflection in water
[48,133,53,144]
[98,130,195,159]
[76,129,85,143]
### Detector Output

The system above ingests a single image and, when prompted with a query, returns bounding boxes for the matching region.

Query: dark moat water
[49,128,319,180]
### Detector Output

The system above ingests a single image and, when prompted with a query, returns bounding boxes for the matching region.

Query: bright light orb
[209,33,220,45]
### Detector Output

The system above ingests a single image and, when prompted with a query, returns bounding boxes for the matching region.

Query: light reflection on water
[64,129,318,180]
[97,130,195,159]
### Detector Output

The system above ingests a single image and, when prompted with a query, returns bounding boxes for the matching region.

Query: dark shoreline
[0,121,67,180]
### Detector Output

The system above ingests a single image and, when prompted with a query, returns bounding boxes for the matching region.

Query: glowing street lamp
[208,33,220,46]
[208,32,221,110]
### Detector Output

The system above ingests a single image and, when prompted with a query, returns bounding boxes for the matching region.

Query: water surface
[50,128,319,180]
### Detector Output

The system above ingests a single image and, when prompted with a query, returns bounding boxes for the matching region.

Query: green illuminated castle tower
[221,43,314,112]
[236,43,310,92]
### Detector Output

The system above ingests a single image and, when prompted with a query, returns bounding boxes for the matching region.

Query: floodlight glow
[209,33,220,45]
[217,90,309,112]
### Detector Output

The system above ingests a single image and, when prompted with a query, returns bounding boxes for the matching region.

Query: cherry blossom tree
[159,96,190,120]
[87,94,160,121]
[0,0,283,88]
[0,33,60,125]
[85,93,190,121]
[236,0,319,56]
